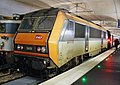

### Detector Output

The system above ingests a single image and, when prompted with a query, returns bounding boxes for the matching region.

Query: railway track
[0,68,46,85]
[0,69,25,84]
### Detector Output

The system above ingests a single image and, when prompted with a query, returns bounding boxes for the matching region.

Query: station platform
[73,48,120,85]
[40,48,116,85]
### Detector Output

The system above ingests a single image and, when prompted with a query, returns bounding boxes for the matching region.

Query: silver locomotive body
[0,20,21,54]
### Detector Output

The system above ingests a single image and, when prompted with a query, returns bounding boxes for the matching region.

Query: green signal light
[97,65,101,68]
[81,77,87,83]
[82,78,86,81]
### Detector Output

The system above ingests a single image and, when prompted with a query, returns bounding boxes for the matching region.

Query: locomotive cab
[14,8,59,74]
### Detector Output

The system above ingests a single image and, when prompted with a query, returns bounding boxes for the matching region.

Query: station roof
[0,0,120,35]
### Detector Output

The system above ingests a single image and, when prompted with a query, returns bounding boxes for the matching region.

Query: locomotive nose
[14,33,49,57]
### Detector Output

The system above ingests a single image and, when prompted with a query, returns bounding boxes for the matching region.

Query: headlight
[37,47,41,52]
[41,47,46,53]
[0,42,4,49]
[17,45,21,50]
[21,46,24,50]
[17,45,24,50]
[0,42,4,46]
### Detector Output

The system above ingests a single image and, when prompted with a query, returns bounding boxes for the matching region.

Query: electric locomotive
[0,19,21,65]
[14,8,111,76]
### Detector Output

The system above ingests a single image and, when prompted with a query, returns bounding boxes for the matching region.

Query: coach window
[75,23,85,38]
[62,20,74,41]
[90,27,101,38]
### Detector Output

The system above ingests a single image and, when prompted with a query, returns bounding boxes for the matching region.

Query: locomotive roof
[24,7,104,29]
[24,8,62,17]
